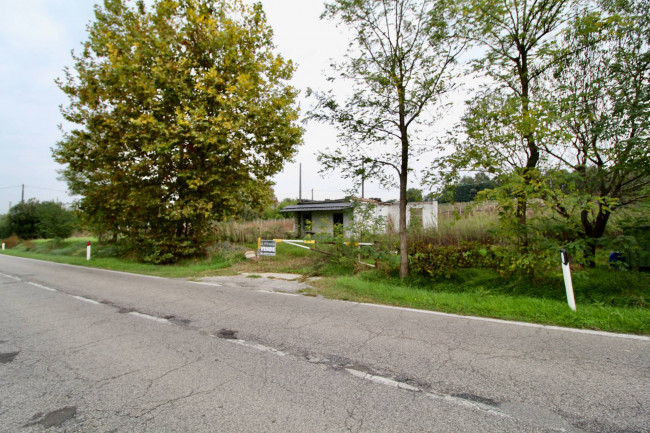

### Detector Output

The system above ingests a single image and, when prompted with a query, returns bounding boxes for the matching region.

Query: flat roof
[280,202,354,213]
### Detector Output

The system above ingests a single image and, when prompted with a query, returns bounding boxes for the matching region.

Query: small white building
[280,198,438,237]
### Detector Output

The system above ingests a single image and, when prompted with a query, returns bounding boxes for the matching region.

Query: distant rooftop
[280,200,354,213]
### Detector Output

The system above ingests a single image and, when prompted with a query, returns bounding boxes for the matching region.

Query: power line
[24,185,71,194]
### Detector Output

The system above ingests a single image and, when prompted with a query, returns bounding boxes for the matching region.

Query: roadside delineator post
[560,248,576,311]
[1,242,5,251]
[87,241,91,261]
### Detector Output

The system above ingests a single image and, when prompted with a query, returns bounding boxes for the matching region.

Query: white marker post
[560,249,576,311]
[86,241,91,261]
[1,242,5,251]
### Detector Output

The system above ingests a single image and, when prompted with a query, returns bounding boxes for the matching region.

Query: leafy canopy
[310,0,465,277]
[54,0,302,262]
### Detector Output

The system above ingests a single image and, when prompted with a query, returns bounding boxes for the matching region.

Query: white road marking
[346,368,510,419]
[256,290,299,297]
[346,368,421,392]
[128,311,170,324]
[187,281,222,287]
[227,339,287,356]
[0,272,21,281]
[72,295,102,305]
[27,282,57,292]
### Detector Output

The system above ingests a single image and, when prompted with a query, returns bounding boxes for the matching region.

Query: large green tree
[436,0,580,228]
[54,0,302,262]
[540,0,650,264]
[310,0,465,277]
[5,200,77,240]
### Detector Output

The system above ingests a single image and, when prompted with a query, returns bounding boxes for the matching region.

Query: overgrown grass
[1,237,246,278]
[309,269,650,334]
[212,219,294,244]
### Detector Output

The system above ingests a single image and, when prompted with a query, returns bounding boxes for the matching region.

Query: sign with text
[258,239,276,257]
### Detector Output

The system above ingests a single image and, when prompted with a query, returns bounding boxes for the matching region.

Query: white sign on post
[258,240,276,257]
[560,249,576,311]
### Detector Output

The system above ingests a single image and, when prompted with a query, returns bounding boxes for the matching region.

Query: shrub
[409,241,495,278]
[6,200,77,240]
[2,235,19,249]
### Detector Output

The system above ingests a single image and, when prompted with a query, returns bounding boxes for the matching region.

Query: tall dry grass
[213,219,294,244]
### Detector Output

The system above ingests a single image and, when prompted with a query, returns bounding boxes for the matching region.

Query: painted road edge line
[257,290,300,297]
[72,295,102,305]
[128,311,170,324]
[28,282,58,292]
[227,339,288,356]
[0,272,21,281]
[346,368,420,392]
[187,281,223,287]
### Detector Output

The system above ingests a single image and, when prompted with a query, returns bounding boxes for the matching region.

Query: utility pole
[21,184,25,203]
[361,161,365,199]
[299,163,302,202]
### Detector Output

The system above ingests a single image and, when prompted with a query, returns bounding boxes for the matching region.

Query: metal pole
[299,163,302,202]
[21,184,25,203]
[361,161,366,198]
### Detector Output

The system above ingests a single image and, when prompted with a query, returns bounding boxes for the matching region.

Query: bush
[2,235,19,249]
[409,241,496,278]
[5,200,77,240]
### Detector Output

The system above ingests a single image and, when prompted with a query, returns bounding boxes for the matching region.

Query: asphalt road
[0,255,648,432]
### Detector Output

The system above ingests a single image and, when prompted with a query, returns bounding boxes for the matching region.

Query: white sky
[0,0,465,214]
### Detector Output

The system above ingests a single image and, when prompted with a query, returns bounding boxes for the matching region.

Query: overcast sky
[0,0,464,214]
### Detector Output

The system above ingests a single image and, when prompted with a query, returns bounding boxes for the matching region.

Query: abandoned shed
[280,198,438,237]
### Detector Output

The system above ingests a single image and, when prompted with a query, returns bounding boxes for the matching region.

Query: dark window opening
[333,213,344,235]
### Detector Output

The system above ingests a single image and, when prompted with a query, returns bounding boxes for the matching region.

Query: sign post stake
[560,248,576,311]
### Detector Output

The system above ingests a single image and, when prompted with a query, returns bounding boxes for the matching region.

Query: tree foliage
[437,173,498,203]
[3,200,77,240]
[310,0,465,277]
[435,0,580,225]
[539,0,650,264]
[434,0,648,267]
[406,188,423,203]
[54,0,302,262]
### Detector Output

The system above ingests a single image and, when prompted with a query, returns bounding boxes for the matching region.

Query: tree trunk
[399,169,408,278]
[397,78,409,279]
[580,204,612,268]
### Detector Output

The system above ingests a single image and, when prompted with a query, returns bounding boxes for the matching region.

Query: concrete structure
[280,199,438,237]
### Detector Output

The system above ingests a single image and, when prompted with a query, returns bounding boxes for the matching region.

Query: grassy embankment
[1,213,649,335]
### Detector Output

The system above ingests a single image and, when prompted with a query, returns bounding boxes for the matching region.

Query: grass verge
[0,238,244,279]
[305,270,650,335]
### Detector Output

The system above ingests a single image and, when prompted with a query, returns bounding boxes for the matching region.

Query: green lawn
[308,273,650,335]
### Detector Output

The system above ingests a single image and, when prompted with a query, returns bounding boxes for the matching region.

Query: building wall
[309,210,353,235]
[292,201,438,237]
[355,201,438,233]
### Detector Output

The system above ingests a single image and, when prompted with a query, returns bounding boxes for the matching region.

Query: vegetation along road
[1,254,648,432]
